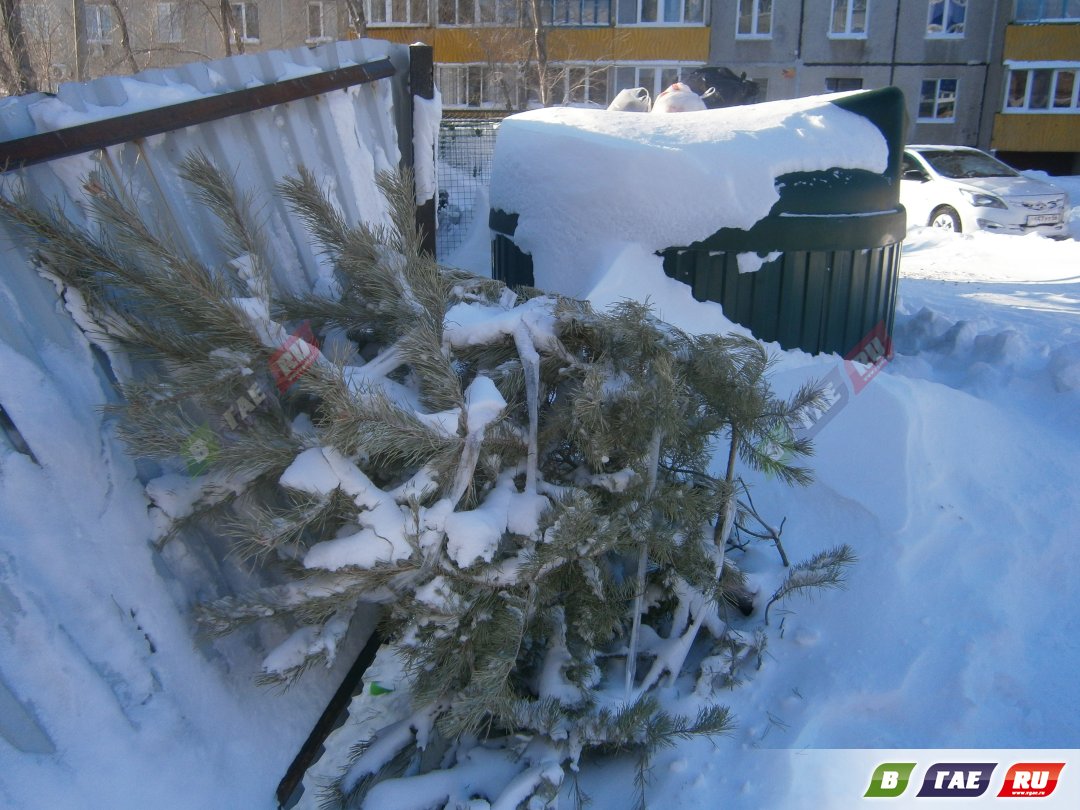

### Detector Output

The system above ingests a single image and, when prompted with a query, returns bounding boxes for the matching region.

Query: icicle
[443,392,494,508]
[623,428,663,700]
[447,375,507,507]
[713,427,740,548]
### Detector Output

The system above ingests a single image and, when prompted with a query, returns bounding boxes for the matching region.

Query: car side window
[902,154,928,180]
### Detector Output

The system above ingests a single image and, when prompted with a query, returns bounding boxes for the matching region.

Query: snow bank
[566,196,1080,810]
[489,92,888,298]
[0,336,368,810]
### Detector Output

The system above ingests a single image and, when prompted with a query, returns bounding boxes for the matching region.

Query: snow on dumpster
[489,88,908,356]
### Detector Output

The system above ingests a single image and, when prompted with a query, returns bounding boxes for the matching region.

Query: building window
[1005,66,1080,111]
[542,0,611,24]
[155,2,182,43]
[373,0,431,24]
[307,1,332,40]
[1014,0,1080,22]
[440,64,483,107]
[230,3,260,42]
[612,64,697,101]
[826,77,863,92]
[829,0,867,36]
[736,0,771,37]
[437,0,517,25]
[86,4,114,44]
[927,0,964,36]
[439,64,524,108]
[617,0,704,25]
[918,78,957,121]
[829,0,864,37]
[557,65,609,105]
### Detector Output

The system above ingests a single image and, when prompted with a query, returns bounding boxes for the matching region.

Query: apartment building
[361,0,710,109]
[365,0,1079,173]
[711,1,1012,151]
[364,0,1017,149]
[9,1,343,89]
[991,1,1080,173]
[12,1,1075,170]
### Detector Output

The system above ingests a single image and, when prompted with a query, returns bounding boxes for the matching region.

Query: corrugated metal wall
[0,39,412,295]
[0,38,418,799]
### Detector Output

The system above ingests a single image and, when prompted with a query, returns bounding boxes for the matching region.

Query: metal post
[409,43,437,258]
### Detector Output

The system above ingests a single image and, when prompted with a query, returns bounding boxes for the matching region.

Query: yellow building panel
[608,27,709,61]
[545,27,709,61]
[548,29,624,61]
[363,26,709,64]
[434,29,498,61]
[1003,23,1080,62]
[364,27,435,46]
[991,113,1080,152]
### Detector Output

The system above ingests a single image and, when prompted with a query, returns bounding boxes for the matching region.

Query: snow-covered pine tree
[1,155,849,808]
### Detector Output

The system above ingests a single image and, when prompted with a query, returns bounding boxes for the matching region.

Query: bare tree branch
[0,0,38,93]
[107,0,140,73]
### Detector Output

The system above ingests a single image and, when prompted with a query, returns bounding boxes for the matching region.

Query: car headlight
[959,189,1006,209]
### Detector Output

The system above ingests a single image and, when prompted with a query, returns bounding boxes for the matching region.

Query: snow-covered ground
[564,225,1080,809]
[446,161,1080,806]
[8,221,1075,809]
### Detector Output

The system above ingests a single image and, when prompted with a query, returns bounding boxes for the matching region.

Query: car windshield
[917,150,1020,179]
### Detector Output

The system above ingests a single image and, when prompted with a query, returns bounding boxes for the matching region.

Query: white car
[900,145,1069,238]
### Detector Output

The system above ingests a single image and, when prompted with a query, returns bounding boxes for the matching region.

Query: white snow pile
[550,231,1080,809]
[488,92,888,298]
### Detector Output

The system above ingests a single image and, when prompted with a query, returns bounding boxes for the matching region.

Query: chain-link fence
[436,116,504,259]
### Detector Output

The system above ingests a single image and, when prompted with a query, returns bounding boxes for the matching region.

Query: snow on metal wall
[0,38,411,292]
[0,39,410,804]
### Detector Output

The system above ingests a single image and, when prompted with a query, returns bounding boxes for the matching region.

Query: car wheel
[929,206,961,233]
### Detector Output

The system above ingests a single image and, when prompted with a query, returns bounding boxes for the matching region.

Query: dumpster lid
[489,88,898,299]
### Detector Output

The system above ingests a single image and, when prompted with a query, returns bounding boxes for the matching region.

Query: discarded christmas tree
[1,154,852,808]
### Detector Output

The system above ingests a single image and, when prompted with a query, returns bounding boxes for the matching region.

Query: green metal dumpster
[490,86,907,357]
